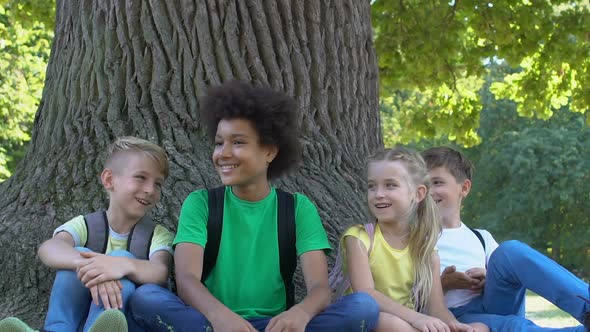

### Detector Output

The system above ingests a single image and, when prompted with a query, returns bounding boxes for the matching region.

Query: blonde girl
[343,147,488,332]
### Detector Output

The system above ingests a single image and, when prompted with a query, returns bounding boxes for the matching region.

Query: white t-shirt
[437,222,499,308]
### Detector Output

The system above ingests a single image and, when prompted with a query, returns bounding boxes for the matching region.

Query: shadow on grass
[526,291,580,328]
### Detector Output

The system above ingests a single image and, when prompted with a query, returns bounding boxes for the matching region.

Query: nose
[374,185,385,198]
[215,142,232,158]
[143,181,156,195]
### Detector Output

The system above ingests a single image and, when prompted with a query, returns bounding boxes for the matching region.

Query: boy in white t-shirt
[422,146,589,332]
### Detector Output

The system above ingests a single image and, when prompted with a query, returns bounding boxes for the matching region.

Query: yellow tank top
[343,224,415,309]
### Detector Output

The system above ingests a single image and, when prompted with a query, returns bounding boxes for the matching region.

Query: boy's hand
[265,305,311,332]
[410,314,450,332]
[465,268,486,292]
[89,280,123,310]
[209,309,257,332]
[441,266,480,291]
[76,251,128,287]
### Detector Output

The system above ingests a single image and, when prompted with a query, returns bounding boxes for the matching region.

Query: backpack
[83,211,156,260]
[328,223,376,300]
[468,227,486,252]
[202,186,297,309]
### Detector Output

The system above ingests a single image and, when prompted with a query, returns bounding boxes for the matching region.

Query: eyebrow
[214,133,251,139]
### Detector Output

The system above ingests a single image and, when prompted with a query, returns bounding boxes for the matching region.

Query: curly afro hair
[201,81,302,180]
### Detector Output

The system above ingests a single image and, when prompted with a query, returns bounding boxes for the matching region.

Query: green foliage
[464,111,590,277]
[0,0,55,29]
[0,2,52,180]
[462,67,590,275]
[405,63,589,276]
[374,0,590,146]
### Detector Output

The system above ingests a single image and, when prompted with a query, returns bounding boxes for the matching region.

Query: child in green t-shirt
[127,81,379,332]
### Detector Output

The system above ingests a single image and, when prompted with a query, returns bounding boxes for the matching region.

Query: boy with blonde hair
[422,146,589,332]
[1,136,174,332]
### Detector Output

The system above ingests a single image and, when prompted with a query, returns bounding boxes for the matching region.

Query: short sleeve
[149,225,174,258]
[53,215,87,247]
[293,193,331,256]
[173,190,209,248]
[342,224,371,251]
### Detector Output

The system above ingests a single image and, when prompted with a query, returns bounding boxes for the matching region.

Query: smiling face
[102,151,165,222]
[428,166,470,227]
[212,118,278,197]
[367,160,420,225]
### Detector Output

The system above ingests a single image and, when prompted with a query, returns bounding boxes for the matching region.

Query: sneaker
[0,317,37,332]
[88,310,127,332]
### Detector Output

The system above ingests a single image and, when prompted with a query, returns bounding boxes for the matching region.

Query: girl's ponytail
[409,191,441,312]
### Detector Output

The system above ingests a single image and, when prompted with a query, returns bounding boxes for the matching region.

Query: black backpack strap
[469,227,486,252]
[127,216,156,260]
[276,189,296,309]
[84,211,109,253]
[202,186,225,282]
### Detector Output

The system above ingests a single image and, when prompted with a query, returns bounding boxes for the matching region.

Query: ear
[265,145,279,164]
[460,178,472,198]
[415,184,427,203]
[101,168,115,191]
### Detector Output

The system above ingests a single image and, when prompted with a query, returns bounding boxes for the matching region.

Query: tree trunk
[0,0,380,326]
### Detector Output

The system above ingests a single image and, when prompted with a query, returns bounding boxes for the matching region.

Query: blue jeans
[450,240,589,332]
[127,284,379,332]
[43,247,137,332]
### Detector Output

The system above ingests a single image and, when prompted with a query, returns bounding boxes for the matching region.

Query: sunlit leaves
[374,0,590,145]
[0,3,52,180]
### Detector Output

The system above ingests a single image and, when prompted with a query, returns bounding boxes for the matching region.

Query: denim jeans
[127,284,379,332]
[43,247,137,332]
[450,240,589,332]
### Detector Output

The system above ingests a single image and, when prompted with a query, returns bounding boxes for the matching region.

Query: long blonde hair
[368,147,441,312]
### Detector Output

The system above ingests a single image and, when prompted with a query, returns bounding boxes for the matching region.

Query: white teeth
[220,165,238,169]
[137,198,150,205]
[375,203,391,208]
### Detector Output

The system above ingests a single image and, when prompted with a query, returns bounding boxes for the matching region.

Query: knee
[498,240,526,253]
[109,250,135,258]
[490,240,528,263]
[129,284,167,309]
[54,268,80,282]
[341,292,380,326]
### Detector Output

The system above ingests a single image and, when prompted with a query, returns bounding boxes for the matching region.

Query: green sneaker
[88,309,127,332]
[0,317,37,332]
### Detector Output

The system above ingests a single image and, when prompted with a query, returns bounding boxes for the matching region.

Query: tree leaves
[0,3,52,180]
[374,0,590,146]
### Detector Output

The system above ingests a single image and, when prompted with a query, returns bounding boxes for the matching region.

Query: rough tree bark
[0,0,380,326]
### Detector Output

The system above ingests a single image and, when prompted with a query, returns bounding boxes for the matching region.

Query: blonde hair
[367,147,441,312]
[105,136,169,178]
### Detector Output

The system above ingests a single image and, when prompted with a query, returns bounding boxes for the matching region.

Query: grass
[526,291,580,328]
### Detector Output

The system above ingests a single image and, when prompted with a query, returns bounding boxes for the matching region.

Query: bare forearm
[37,239,83,270]
[125,257,169,285]
[430,304,456,325]
[294,284,331,318]
[363,288,421,324]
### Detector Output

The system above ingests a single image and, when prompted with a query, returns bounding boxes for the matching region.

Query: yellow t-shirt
[343,224,415,309]
[54,215,174,258]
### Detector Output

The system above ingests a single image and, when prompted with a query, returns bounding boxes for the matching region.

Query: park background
[0,0,587,328]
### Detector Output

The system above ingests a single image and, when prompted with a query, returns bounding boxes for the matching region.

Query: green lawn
[526,291,579,328]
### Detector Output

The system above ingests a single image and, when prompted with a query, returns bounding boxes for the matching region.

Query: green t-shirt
[174,186,331,319]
